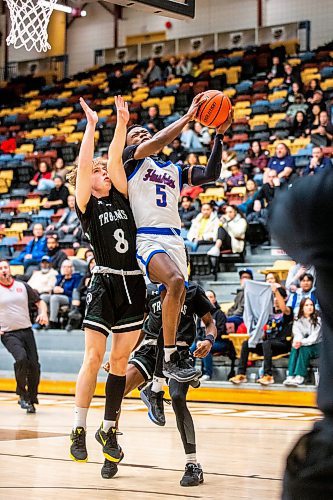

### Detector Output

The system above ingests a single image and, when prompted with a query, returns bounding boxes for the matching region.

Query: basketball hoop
[5,0,58,52]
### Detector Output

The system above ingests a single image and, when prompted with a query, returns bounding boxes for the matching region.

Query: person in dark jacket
[40,260,81,328]
[10,223,47,272]
[178,196,199,233]
[302,146,333,176]
[192,289,236,380]
[168,138,187,165]
[43,176,70,210]
[46,234,67,271]
[253,169,281,209]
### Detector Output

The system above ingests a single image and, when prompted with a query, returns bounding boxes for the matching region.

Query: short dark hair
[181,195,193,202]
[300,272,314,282]
[126,124,143,135]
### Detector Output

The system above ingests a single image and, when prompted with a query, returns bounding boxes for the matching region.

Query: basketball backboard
[102,0,195,19]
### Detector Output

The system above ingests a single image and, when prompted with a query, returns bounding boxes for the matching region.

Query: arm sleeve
[23,282,40,307]
[214,309,227,337]
[193,285,215,318]
[182,134,223,186]
[122,145,140,178]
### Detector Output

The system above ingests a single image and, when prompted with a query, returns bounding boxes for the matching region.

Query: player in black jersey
[104,281,217,484]
[68,96,146,475]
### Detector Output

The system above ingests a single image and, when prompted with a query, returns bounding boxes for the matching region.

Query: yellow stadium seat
[260,260,296,282]
[66,132,84,143]
[101,96,115,106]
[226,67,241,85]
[234,101,251,109]
[0,170,13,181]
[99,109,113,117]
[233,108,251,119]
[16,144,34,153]
[223,88,236,98]
[141,98,161,109]
[248,115,270,128]
[199,155,207,165]
[44,128,59,136]
[199,187,225,204]
[63,119,78,126]
[58,125,75,134]
[321,79,333,91]
[292,137,310,147]
[75,247,89,260]
[210,68,227,78]
[268,90,288,101]
[0,178,9,194]
[166,78,182,86]
[287,58,301,67]
[10,265,25,276]
[268,78,284,89]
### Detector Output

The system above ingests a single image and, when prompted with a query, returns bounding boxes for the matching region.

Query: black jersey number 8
[113,229,129,253]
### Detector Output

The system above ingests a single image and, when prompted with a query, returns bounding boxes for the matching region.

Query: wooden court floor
[0,393,321,500]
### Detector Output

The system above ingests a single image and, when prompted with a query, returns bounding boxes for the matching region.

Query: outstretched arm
[75,97,98,213]
[107,95,129,197]
[133,93,204,160]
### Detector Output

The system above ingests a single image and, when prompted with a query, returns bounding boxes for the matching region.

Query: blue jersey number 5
[156,184,167,207]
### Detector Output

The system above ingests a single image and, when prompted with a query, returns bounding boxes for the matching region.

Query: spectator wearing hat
[226,163,246,191]
[226,268,253,329]
[178,196,199,236]
[207,205,247,257]
[27,256,58,295]
[10,223,47,274]
[46,234,67,271]
[267,143,295,181]
[310,110,333,147]
[43,176,70,210]
[303,146,333,176]
[186,203,220,251]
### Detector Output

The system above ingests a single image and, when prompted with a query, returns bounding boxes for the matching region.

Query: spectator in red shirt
[0,133,17,153]
[30,161,52,190]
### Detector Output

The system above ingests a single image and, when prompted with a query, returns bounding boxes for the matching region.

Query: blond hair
[66,157,108,188]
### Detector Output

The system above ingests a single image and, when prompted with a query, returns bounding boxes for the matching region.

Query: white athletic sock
[73,406,88,430]
[103,419,116,432]
[151,376,165,393]
[186,453,197,465]
[164,346,177,362]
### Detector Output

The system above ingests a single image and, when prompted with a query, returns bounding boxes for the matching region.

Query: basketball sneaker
[180,463,204,487]
[189,378,201,389]
[18,396,29,409]
[26,402,36,414]
[140,384,165,426]
[95,425,123,463]
[101,448,124,479]
[163,351,201,383]
[70,427,88,462]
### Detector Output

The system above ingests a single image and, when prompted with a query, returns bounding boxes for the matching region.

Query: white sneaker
[283,376,296,386]
[294,375,305,386]
[200,374,211,382]
[207,246,220,257]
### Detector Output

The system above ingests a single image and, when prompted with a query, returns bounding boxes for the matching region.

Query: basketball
[196,90,232,128]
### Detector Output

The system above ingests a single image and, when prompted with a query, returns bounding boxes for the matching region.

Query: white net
[5,0,58,52]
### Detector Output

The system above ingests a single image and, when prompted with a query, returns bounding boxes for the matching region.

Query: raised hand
[216,108,233,135]
[186,92,205,121]
[115,95,130,125]
[79,97,98,126]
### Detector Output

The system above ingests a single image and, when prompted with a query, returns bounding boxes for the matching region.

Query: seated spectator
[47,194,79,240]
[246,199,269,228]
[307,88,325,107]
[176,56,193,77]
[267,143,295,181]
[217,150,237,183]
[193,122,211,149]
[310,110,333,147]
[11,223,47,274]
[207,205,247,257]
[225,163,246,191]
[43,176,70,210]
[143,105,164,134]
[291,111,308,138]
[66,256,95,331]
[143,58,162,84]
[167,137,187,164]
[287,82,303,105]
[191,289,236,381]
[52,157,67,181]
[305,79,321,102]
[178,196,199,235]
[287,273,319,316]
[254,169,281,206]
[243,141,269,182]
[108,68,129,93]
[164,56,178,79]
[0,132,16,153]
[238,179,259,215]
[283,298,322,386]
[179,153,204,199]
[180,123,206,153]
[131,72,145,91]
[286,263,316,293]
[226,268,253,329]
[267,56,284,80]
[46,234,67,271]
[27,255,58,295]
[186,203,220,251]
[302,146,333,176]
[286,93,308,119]
[308,103,321,131]
[29,161,52,191]
[283,63,300,87]
[40,260,81,329]
[230,283,293,385]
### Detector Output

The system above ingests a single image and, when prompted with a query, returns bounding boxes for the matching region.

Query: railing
[0,55,68,83]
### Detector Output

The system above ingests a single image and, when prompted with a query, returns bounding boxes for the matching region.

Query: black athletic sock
[104,373,126,422]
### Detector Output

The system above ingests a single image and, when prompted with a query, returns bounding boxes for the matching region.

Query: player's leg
[148,253,199,382]
[70,328,107,462]
[169,378,204,487]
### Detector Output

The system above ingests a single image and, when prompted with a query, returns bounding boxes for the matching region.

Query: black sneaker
[180,463,204,487]
[189,378,201,389]
[70,427,88,462]
[26,402,36,414]
[101,450,124,479]
[95,425,123,463]
[18,396,29,409]
[163,351,201,383]
[140,384,165,426]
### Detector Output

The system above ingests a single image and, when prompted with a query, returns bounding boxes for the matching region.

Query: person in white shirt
[28,256,58,294]
[186,203,220,251]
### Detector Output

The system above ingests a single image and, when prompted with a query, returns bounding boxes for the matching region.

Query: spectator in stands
[246,199,269,228]
[286,263,316,293]
[178,196,199,234]
[167,137,187,164]
[283,298,322,387]
[267,56,284,80]
[311,110,333,147]
[286,93,308,119]
[238,179,259,215]
[108,68,129,93]
[52,157,67,181]
[308,103,321,131]
[283,63,300,87]
[164,56,178,79]
[243,141,269,181]
[226,268,253,329]
[176,56,193,77]
[305,78,321,102]
[287,82,303,104]
[191,289,236,381]
[287,273,318,316]
[179,153,205,200]
[43,176,70,210]
[193,122,211,149]
[217,150,236,183]
[47,194,79,240]
[46,234,67,271]
[143,58,162,84]
[66,256,95,332]
[131,72,145,91]
[226,163,246,191]
[186,203,220,251]
[143,105,164,133]
[254,169,280,207]
[326,93,333,125]
[27,255,58,295]
[29,161,52,190]
[10,223,47,273]
[302,145,333,176]
[208,205,247,257]
[40,260,81,329]
[291,111,308,138]
[180,123,206,153]
[0,131,16,153]
[230,283,293,386]
[267,143,295,181]
[308,88,325,107]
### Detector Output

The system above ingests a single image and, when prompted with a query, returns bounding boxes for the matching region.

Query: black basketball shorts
[129,343,157,382]
[83,273,146,336]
